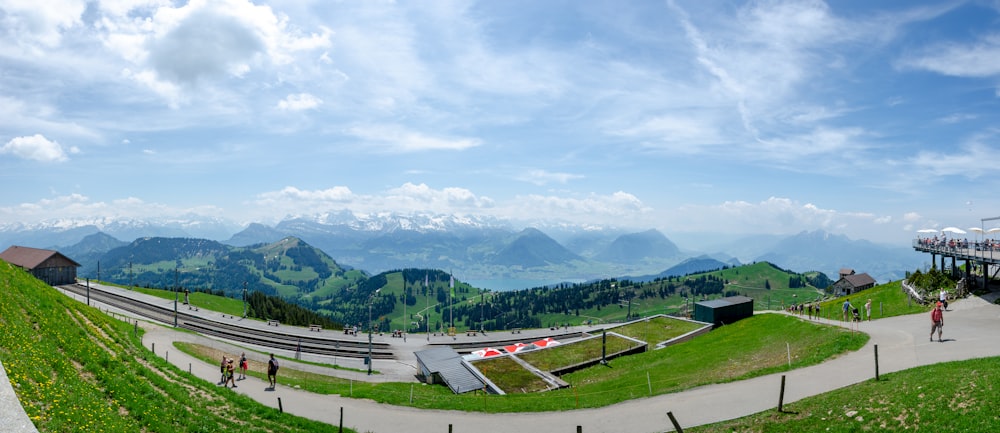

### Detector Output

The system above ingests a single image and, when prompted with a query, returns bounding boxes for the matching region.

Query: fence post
[667,411,684,433]
[152,342,155,355]
[778,375,786,412]
[339,407,343,433]
[278,397,283,413]
[874,344,880,381]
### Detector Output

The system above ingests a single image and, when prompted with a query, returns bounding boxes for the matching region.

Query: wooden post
[667,411,684,433]
[874,344,880,381]
[778,375,786,412]
[601,329,607,365]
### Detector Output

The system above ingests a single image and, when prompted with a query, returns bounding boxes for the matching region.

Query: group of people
[786,302,822,320]
[917,235,1000,252]
[219,352,281,389]
[840,298,873,323]
[219,353,248,388]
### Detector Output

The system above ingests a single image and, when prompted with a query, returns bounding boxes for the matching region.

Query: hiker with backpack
[267,353,279,389]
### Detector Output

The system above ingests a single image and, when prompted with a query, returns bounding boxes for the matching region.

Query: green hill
[95,236,367,302]
[350,262,827,333]
[0,259,345,433]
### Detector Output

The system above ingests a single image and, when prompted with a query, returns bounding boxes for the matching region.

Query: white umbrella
[988,228,1000,234]
[968,227,985,234]
[941,227,967,234]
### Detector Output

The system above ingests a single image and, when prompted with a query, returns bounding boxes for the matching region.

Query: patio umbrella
[941,227,967,234]
[988,228,1000,234]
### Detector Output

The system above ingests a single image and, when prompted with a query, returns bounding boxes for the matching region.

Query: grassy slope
[0,261,347,433]
[816,280,927,322]
[691,357,1000,433]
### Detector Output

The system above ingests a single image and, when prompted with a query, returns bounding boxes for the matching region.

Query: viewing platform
[912,238,1000,291]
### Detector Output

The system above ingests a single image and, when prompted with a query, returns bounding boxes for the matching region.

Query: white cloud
[346,124,481,152]
[98,0,332,103]
[906,136,1000,179]
[0,0,87,47]
[517,169,584,186]
[1,134,74,162]
[899,33,1000,77]
[251,183,494,218]
[671,197,888,238]
[277,93,322,111]
[0,194,224,225]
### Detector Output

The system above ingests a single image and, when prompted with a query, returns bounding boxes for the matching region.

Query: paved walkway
[135,295,1000,433]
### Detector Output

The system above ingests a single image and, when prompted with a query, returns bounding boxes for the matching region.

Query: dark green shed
[694,296,754,327]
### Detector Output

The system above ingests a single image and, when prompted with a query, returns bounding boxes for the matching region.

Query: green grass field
[175,312,866,413]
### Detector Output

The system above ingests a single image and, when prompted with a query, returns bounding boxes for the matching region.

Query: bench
[309,324,322,332]
[465,330,477,336]
[267,319,280,327]
[511,328,521,334]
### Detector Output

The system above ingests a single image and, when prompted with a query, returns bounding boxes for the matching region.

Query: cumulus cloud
[1,134,77,162]
[252,183,494,218]
[0,0,87,47]
[98,0,332,103]
[277,93,322,111]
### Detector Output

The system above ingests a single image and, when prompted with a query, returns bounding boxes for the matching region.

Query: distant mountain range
[0,213,927,285]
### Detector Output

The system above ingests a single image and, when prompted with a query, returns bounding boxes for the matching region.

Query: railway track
[60,283,395,359]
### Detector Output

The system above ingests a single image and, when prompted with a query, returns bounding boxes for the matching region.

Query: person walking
[930,302,944,342]
[226,359,237,388]
[842,298,852,322]
[865,299,872,321]
[267,353,279,389]
[239,353,248,380]
[939,290,949,310]
[219,355,228,385]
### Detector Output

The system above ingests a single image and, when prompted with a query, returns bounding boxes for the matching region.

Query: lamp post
[367,289,380,376]
[242,282,248,318]
[173,267,179,328]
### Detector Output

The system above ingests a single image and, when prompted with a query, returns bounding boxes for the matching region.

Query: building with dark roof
[831,272,876,296]
[693,295,754,327]
[0,246,80,286]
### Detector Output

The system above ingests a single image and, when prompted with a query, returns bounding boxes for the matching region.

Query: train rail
[60,283,394,359]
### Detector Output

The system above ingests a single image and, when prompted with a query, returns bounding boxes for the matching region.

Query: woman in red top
[930,302,944,342]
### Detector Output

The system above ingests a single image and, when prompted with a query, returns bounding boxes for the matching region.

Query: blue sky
[1,0,999,245]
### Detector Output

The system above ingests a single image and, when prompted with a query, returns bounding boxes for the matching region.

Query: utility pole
[368,289,380,375]
[242,282,248,318]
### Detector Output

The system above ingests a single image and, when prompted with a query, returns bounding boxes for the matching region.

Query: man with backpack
[267,353,279,389]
